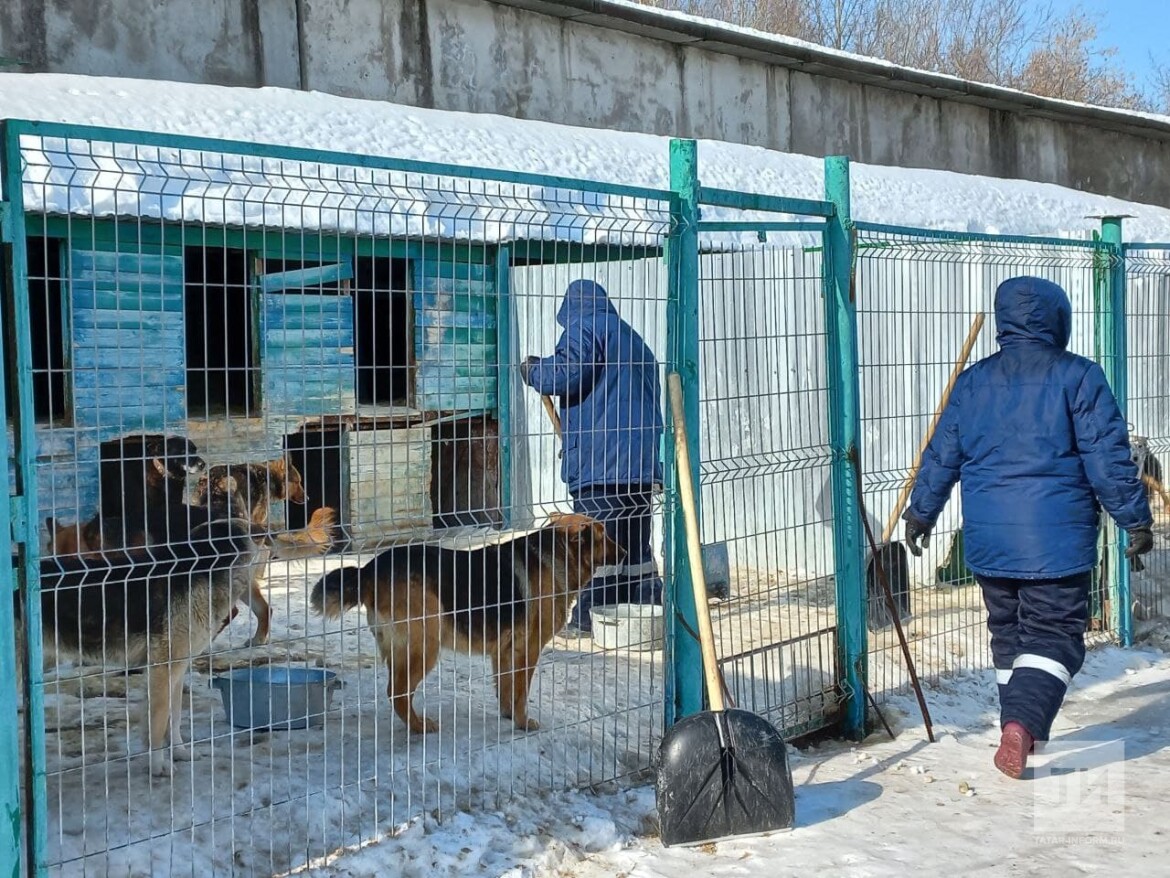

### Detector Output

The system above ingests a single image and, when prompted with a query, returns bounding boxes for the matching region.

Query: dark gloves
[1127,526,1155,572]
[903,512,933,557]
[519,356,539,385]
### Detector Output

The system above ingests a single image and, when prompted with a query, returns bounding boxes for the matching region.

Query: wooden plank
[346,427,432,535]
[69,245,186,434]
[258,262,354,293]
[411,258,498,413]
[262,289,357,417]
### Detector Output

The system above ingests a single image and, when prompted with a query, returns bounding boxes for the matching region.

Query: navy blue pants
[570,485,663,630]
[978,572,1091,741]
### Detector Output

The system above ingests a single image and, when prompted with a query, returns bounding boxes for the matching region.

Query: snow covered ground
[32,536,1169,877]
[298,632,1170,878]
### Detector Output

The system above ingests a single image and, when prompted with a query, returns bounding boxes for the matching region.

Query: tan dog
[310,513,623,733]
[195,458,337,646]
[194,458,308,530]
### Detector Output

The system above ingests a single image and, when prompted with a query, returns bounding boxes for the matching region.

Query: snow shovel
[655,372,795,848]
[865,313,985,630]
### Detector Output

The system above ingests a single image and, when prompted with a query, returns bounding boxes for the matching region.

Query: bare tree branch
[630,0,1154,113]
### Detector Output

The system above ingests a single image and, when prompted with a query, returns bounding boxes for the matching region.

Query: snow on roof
[4,72,1170,247]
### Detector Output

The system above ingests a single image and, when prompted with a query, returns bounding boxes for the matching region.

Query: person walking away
[902,276,1153,778]
[520,279,665,635]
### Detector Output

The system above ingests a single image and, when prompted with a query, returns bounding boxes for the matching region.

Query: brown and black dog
[194,458,308,529]
[195,457,339,646]
[29,517,262,777]
[45,433,209,557]
[310,512,623,734]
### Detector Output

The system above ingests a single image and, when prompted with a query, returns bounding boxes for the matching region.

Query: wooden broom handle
[881,313,986,544]
[541,395,562,437]
[667,373,725,713]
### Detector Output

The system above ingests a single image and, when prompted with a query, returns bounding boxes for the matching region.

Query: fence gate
[679,163,863,741]
[695,233,841,737]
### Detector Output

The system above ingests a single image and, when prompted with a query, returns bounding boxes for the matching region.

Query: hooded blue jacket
[908,276,1152,579]
[523,280,664,493]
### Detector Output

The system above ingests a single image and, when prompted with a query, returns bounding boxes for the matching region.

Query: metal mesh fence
[696,240,840,739]
[3,122,1164,876]
[7,128,675,876]
[1123,246,1170,630]
[853,226,1117,697]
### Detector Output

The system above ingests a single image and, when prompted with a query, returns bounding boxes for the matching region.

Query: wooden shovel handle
[881,313,986,544]
[667,373,725,713]
[541,395,562,438]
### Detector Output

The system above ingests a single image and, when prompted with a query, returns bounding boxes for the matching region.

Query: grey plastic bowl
[211,666,340,731]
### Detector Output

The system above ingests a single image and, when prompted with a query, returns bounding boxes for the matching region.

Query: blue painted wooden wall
[413,259,498,412]
[56,245,187,528]
[70,247,187,432]
[261,263,357,418]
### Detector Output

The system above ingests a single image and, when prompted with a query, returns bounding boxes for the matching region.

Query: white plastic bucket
[589,603,665,651]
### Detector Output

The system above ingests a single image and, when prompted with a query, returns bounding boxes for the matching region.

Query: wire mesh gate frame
[0,118,688,876]
[669,149,870,744]
[1120,243,1170,629]
[693,225,842,741]
[851,221,1132,700]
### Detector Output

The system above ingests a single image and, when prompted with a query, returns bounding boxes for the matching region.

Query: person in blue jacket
[520,279,666,635]
[903,276,1153,779]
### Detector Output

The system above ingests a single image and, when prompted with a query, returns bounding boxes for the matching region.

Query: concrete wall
[4,0,1170,207]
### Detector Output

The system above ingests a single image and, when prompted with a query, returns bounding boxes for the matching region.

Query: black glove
[519,356,539,384]
[903,512,933,557]
[1126,526,1154,573]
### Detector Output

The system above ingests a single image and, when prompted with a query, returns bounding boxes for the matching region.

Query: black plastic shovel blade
[866,540,912,631]
[655,707,795,847]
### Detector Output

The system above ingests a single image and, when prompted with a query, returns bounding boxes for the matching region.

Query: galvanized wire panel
[1123,248,1170,627]
[696,241,839,739]
[8,127,672,876]
[854,228,1116,699]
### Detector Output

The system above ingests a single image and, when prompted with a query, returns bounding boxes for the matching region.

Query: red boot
[994,721,1034,779]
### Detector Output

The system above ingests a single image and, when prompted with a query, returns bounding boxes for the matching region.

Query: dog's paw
[171,743,192,762]
[149,752,174,778]
[516,717,541,732]
[410,716,440,734]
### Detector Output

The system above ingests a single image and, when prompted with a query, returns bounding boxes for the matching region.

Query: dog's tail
[310,564,367,618]
[269,506,340,561]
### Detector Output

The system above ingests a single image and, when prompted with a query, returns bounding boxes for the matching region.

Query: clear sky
[1058,0,1170,90]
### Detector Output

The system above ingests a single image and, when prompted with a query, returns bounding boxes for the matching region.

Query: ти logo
[1031,737,1125,845]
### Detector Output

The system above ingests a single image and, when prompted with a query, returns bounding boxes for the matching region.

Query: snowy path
[302,637,1170,877]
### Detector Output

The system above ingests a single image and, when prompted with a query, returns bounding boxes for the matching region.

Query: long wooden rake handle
[667,373,725,713]
[541,395,562,438]
[881,313,986,544]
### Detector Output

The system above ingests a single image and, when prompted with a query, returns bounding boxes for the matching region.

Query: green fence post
[823,156,867,739]
[0,244,22,878]
[1100,217,1132,646]
[2,121,45,876]
[495,245,513,526]
[664,138,703,725]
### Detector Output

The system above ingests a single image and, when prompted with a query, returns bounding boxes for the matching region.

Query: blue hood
[557,279,618,327]
[994,276,1072,350]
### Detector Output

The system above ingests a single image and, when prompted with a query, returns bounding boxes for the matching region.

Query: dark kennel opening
[4,237,68,423]
[354,257,411,406]
[285,425,349,541]
[184,246,256,417]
